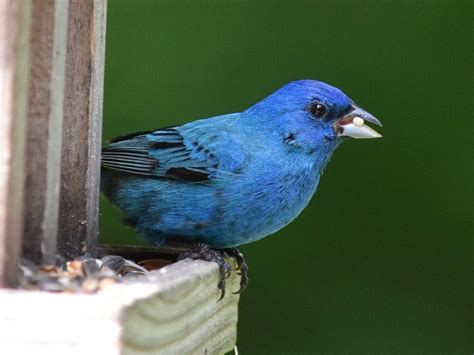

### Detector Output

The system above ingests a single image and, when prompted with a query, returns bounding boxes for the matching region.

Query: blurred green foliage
[101,0,472,353]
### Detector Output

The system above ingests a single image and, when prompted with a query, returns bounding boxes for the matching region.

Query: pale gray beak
[335,105,383,139]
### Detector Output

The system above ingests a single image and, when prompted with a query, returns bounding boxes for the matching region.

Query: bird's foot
[222,247,249,294]
[177,243,231,300]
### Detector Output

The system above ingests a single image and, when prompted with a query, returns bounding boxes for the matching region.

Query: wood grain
[57,0,107,259]
[22,0,69,265]
[0,0,32,287]
[122,259,240,355]
[0,259,240,354]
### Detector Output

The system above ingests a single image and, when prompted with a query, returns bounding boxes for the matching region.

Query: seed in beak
[353,116,364,127]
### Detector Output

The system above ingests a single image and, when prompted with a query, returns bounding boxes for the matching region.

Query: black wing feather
[101,128,211,182]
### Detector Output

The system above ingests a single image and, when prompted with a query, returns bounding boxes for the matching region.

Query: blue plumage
[101,80,382,248]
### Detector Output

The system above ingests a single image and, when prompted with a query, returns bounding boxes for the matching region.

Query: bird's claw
[223,247,249,294]
[177,244,249,299]
[177,243,231,300]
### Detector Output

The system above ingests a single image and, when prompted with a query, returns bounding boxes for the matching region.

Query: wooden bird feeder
[0,1,240,353]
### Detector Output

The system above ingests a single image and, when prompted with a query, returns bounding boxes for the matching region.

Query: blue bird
[101,80,382,295]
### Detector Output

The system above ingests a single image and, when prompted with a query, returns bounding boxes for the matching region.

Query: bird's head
[245,80,382,155]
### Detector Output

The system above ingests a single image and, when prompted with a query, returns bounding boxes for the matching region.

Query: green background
[101,0,472,353]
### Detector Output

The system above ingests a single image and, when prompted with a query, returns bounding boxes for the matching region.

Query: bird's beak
[334,105,383,139]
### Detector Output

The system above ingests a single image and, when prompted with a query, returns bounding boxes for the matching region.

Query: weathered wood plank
[0,0,32,287]
[22,0,69,265]
[0,259,240,354]
[121,260,240,355]
[58,0,107,259]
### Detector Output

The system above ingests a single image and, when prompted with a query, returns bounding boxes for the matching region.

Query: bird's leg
[222,247,249,294]
[177,242,231,300]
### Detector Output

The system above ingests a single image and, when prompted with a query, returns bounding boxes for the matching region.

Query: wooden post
[57,0,107,259]
[22,0,69,265]
[0,0,32,287]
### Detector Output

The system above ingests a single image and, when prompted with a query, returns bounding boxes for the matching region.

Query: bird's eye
[308,102,327,118]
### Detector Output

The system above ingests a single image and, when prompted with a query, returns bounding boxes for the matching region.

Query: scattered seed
[19,253,166,293]
[81,259,101,276]
[67,260,84,278]
[38,278,64,292]
[82,278,99,293]
[98,277,117,289]
[100,255,126,273]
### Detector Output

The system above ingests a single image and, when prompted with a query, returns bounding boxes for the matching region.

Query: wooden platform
[0,259,240,355]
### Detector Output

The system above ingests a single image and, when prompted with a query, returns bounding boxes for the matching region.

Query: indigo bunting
[101,80,382,295]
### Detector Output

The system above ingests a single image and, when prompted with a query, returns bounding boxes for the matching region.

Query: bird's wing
[102,118,245,183]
